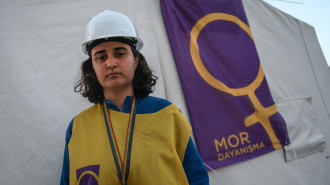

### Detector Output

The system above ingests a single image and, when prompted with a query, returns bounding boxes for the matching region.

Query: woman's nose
[106,59,117,70]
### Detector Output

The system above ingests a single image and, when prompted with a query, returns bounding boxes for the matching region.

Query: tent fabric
[242,0,326,161]
[0,0,329,185]
[297,19,330,123]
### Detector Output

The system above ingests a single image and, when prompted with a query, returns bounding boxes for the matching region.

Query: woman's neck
[103,87,134,110]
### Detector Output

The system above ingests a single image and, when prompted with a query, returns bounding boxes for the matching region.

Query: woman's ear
[134,55,140,69]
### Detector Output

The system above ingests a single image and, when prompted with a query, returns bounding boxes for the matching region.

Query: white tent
[0,0,329,184]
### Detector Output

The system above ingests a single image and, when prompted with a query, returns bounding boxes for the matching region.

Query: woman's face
[91,41,138,93]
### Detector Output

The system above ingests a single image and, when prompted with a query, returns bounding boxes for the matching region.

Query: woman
[60,10,209,185]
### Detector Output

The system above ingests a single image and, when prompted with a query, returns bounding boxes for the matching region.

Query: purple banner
[161,0,290,169]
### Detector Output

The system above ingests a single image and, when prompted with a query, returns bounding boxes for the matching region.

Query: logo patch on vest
[76,165,100,185]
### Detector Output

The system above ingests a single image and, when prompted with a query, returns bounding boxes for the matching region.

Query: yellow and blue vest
[60,96,209,185]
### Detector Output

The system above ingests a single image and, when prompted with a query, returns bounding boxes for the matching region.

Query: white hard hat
[82,10,143,55]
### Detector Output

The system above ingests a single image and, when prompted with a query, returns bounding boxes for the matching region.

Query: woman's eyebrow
[93,50,106,56]
[113,47,128,51]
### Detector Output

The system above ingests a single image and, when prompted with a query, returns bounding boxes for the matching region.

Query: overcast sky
[262,0,330,66]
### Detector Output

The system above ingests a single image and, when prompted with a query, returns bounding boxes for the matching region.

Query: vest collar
[104,96,134,113]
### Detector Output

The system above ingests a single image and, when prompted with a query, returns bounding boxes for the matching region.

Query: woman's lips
[106,72,120,78]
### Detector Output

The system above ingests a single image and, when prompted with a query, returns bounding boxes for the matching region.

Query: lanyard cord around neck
[103,97,137,185]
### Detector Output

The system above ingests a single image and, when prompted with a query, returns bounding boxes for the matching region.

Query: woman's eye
[116,52,126,57]
[96,56,106,62]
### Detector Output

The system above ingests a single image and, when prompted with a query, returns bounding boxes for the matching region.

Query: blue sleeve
[183,137,210,185]
[60,119,74,185]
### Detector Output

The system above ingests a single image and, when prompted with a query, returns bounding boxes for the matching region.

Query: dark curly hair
[74,46,157,104]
